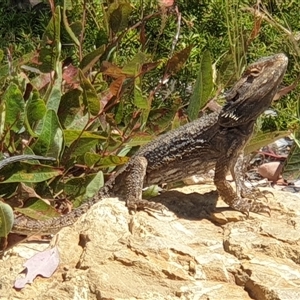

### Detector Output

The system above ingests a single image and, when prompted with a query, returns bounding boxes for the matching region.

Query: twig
[170,5,181,58]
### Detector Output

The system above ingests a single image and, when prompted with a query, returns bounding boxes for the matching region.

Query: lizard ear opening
[246,75,255,84]
[231,92,240,102]
[225,90,240,103]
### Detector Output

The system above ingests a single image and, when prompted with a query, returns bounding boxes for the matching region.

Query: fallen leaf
[14,246,60,289]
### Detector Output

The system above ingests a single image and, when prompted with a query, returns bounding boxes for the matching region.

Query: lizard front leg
[123,156,166,211]
[214,158,270,215]
[231,153,254,198]
[232,153,272,202]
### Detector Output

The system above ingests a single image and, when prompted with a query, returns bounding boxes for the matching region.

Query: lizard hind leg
[124,156,167,212]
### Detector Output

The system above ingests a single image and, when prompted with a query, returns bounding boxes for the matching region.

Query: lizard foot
[241,187,273,202]
[127,199,168,213]
[231,197,271,217]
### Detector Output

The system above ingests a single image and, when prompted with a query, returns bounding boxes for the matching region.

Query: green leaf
[123,52,151,117]
[122,51,149,76]
[282,131,300,180]
[45,68,62,113]
[0,49,3,63]
[0,102,5,137]
[148,98,182,132]
[32,110,64,158]
[0,182,18,198]
[26,91,47,124]
[142,185,161,198]
[115,98,124,124]
[96,28,109,48]
[1,163,62,183]
[171,111,184,130]
[187,50,213,120]
[0,52,36,81]
[79,46,106,74]
[297,87,300,119]
[69,138,99,158]
[134,78,149,109]
[245,131,290,154]
[63,0,80,46]
[108,0,132,33]
[0,202,14,237]
[63,0,73,10]
[84,171,104,199]
[38,6,61,73]
[64,130,107,147]
[200,51,214,105]
[79,70,100,116]
[84,152,129,168]
[2,83,25,132]
[45,5,61,57]
[65,112,89,131]
[14,199,60,221]
[38,47,55,73]
[58,89,82,128]
[125,133,154,147]
[217,52,242,87]
[70,21,83,38]
[77,171,104,207]
[60,171,104,206]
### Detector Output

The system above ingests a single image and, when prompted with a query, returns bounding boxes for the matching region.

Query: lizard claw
[241,188,273,203]
[248,201,271,217]
[127,199,168,213]
[259,189,274,199]
[231,197,271,217]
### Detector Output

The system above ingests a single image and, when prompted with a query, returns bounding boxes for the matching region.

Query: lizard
[10,53,288,236]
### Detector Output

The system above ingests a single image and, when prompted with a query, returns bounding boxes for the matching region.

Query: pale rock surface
[1,184,300,299]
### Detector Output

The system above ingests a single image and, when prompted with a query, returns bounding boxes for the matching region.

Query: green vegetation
[0,0,299,236]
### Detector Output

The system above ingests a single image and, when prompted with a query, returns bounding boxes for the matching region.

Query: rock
[257,161,283,181]
[1,185,300,299]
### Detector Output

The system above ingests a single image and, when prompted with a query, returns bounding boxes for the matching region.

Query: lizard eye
[249,67,263,77]
[245,66,264,83]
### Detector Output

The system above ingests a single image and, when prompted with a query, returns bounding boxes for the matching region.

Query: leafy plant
[0,2,197,233]
[0,0,299,243]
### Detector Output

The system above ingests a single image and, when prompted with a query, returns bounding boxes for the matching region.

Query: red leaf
[109,76,126,96]
[101,61,127,79]
[165,45,193,76]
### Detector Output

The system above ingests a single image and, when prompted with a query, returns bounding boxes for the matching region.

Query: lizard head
[219,53,288,127]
